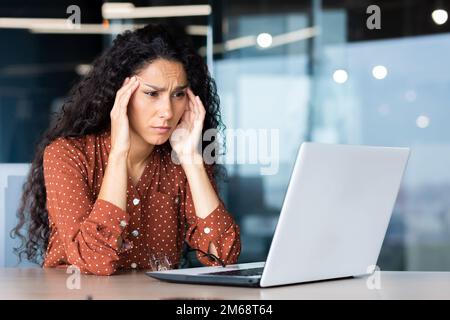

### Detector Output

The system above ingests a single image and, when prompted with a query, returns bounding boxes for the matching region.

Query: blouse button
[133,198,140,206]
[131,230,139,237]
[174,197,180,204]
[131,262,137,269]
[119,220,127,228]
[203,227,211,234]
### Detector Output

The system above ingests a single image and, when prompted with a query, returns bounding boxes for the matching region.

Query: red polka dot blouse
[42,130,241,275]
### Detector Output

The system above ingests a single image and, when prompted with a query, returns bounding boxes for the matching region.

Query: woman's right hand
[109,76,140,156]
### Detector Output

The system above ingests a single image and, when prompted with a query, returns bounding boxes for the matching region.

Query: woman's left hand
[170,88,205,165]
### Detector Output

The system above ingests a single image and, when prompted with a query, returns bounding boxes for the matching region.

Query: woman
[12,24,241,276]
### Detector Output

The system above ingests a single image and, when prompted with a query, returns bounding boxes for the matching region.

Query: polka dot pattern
[41,131,241,275]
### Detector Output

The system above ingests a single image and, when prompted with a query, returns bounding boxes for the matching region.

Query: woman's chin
[145,134,170,146]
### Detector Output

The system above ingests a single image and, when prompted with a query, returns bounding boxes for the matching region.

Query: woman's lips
[151,126,171,134]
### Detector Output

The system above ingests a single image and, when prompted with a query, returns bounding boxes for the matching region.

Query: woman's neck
[127,128,155,171]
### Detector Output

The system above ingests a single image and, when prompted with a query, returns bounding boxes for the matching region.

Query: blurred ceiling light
[256,33,272,48]
[185,25,208,36]
[0,17,126,33]
[101,2,135,15]
[31,24,132,34]
[0,17,119,34]
[416,115,430,129]
[432,9,448,25]
[270,27,318,47]
[0,19,203,36]
[102,3,211,19]
[0,18,69,29]
[75,64,92,76]
[33,25,205,36]
[225,35,257,51]
[372,65,388,79]
[333,69,348,84]
[198,26,318,56]
[198,35,256,56]
[416,115,430,128]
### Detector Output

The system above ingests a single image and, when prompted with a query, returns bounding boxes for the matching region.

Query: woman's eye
[145,91,158,97]
[173,91,186,98]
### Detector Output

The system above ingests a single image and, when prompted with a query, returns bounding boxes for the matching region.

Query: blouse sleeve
[184,164,241,266]
[43,138,130,275]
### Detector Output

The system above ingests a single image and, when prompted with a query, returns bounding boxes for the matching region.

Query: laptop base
[146,272,262,287]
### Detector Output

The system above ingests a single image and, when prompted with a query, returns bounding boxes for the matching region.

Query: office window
[213,0,450,270]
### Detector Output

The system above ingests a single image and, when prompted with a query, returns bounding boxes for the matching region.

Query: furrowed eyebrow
[135,76,188,91]
[142,83,163,90]
[174,84,189,91]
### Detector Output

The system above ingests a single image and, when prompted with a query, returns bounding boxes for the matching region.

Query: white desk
[0,268,449,299]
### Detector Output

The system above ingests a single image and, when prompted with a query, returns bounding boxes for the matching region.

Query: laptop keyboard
[204,267,264,277]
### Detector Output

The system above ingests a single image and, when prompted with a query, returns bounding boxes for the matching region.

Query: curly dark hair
[11,23,226,265]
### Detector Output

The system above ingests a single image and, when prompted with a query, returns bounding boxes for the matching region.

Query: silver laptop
[146,142,410,287]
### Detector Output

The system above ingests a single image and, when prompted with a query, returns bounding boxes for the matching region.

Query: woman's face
[128,58,189,146]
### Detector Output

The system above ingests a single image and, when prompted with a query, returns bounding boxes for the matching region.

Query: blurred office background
[1,0,450,270]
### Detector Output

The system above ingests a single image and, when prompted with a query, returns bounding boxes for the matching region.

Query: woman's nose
[159,97,174,119]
